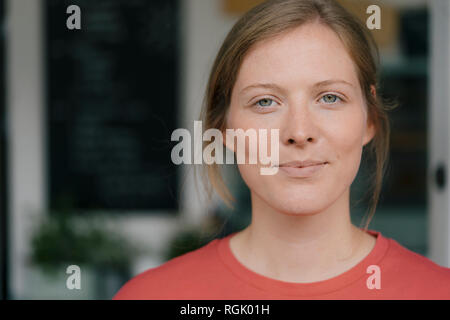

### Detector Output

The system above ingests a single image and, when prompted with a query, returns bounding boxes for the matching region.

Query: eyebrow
[240,79,355,95]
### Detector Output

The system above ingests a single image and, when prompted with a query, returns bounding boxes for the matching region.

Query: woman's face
[225,22,375,215]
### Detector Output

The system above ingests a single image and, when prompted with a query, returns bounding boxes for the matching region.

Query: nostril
[288,138,295,144]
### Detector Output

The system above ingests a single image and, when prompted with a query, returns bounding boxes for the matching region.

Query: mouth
[279,161,329,168]
[278,161,328,178]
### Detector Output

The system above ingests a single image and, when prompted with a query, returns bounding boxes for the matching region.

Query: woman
[114,0,450,299]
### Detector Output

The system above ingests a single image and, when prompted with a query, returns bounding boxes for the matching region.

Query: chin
[259,193,329,216]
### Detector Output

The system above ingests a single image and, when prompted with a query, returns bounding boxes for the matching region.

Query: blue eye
[255,98,275,107]
[321,94,341,104]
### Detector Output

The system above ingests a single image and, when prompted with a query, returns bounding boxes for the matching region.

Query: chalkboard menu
[46,0,179,211]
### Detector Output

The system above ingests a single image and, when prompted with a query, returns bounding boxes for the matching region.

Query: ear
[370,85,377,99]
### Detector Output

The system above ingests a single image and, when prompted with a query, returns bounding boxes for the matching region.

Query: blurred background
[0,0,449,299]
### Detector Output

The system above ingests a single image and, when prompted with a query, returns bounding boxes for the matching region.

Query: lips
[279,160,328,168]
[278,160,328,178]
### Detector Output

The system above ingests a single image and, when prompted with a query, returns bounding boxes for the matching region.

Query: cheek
[226,108,277,159]
[236,163,260,189]
[228,105,268,130]
[332,122,364,153]
[327,113,366,181]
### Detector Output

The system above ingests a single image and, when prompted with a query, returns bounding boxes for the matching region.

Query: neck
[231,188,372,283]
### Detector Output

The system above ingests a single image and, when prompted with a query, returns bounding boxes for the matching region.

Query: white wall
[428,0,450,267]
[177,0,238,227]
[7,0,45,299]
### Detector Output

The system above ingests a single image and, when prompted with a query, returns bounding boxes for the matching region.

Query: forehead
[233,22,359,91]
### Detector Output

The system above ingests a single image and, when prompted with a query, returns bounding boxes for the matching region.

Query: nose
[281,101,317,147]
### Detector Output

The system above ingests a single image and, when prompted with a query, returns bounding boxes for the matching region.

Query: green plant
[29,210,141,279]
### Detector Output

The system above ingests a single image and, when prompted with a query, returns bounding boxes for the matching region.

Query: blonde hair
[199,0,397,231]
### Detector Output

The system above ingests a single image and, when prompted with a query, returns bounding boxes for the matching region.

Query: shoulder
[382,237,450,298]
[112,237,222,300]
[386,237,450,275]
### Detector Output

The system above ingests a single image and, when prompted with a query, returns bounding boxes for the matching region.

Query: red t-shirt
[113,230,450,299]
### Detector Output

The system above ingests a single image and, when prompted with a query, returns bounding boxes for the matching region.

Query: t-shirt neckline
[216,228,390,297]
